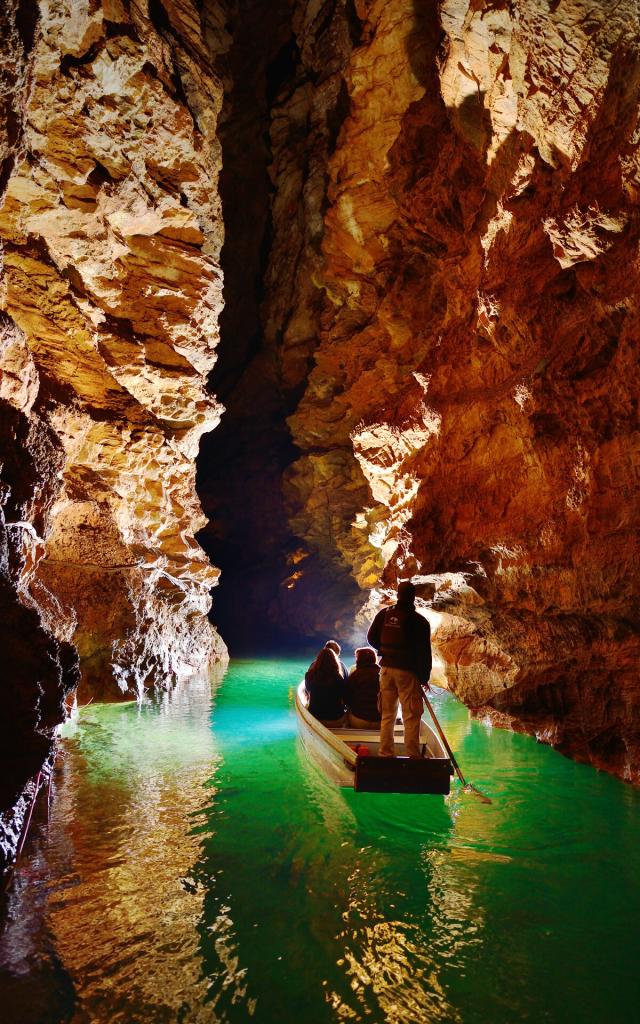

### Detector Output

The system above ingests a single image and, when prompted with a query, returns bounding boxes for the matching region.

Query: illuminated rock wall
[257,0,640,779]
[0,0,229,705]
[2,0,640,872]
[0,0,231,862]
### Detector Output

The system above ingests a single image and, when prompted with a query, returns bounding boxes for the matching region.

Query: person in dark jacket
[367,580,431,757]
[324,639,348,680]
[304,646,346,726]
[345,647,381,728]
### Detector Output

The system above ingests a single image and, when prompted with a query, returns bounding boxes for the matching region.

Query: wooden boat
[295,682,453,794]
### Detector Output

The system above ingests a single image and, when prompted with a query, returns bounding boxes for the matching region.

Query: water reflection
[1,671,224,1024]
[274,729,461,1021]
[1,660,639,1024]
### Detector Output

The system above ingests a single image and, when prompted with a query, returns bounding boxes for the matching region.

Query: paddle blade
[464,783,492,804]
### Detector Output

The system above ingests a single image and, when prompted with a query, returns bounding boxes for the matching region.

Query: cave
[197,0,366,653]
[1,0,640,879]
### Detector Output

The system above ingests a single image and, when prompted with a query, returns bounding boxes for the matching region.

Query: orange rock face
[1,0,640,865]
[0,0,228,715]
[256,0,640,780]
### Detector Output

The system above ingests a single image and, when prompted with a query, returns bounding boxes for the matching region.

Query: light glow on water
[1,657,639,1023]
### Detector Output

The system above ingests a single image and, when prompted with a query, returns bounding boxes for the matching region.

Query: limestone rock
[259,0,640,780]
[0,0,230,864]
[0,0,229,708]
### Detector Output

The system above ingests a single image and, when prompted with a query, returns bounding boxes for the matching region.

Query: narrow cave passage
[196,0,362,652]
[1,0,640,1019]
[196,0,304,651]
[0,0,635,805]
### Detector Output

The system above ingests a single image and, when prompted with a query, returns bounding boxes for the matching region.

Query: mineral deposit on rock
[0,0,229,864]
[210,0,640,782]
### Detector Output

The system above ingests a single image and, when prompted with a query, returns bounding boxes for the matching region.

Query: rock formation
[0,0,229,867]
[2,0,640,870]
[206,0,640,782]
[280,0,640,780]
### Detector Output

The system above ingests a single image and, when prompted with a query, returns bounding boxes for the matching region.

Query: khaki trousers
[379,666,423,758]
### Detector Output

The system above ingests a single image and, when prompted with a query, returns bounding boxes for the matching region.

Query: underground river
[1,657,639,1023]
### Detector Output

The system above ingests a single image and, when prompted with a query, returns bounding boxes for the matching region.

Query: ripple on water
[1,659,639,1024]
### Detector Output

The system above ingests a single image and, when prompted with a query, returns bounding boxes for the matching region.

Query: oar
[421,686,492,804]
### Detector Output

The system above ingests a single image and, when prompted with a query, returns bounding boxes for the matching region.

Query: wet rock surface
[0,396,79,870]
[1,0,640,867]
[209,0,640,780]
[0,0,229,866]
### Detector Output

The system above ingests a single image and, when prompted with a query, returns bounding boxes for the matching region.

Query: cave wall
[0,0,229,700]
[213,0,640,779]
[2,0,639,875]
[0,0,231,866]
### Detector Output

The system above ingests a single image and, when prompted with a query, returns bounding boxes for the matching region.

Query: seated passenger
[324,639,349,680]
[305,647,347,726]
[345,647,382,729]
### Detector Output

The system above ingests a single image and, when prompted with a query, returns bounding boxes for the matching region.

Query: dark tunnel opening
[196,0,363,655]
[196,0,311,654]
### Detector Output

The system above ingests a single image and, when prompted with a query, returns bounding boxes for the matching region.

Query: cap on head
[324,639,341,656]
[397,580,416,605]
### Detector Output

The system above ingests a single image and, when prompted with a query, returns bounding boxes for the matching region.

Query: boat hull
[295,682,452,795]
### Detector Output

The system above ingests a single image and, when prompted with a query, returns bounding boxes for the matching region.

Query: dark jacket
[305,660,346,721]
[345,662,381,722]
[367,601,432,684]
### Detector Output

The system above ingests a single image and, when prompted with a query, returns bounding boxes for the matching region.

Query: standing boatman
[367,580,432,758]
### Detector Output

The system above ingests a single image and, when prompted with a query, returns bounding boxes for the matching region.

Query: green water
[1,657,639,1023]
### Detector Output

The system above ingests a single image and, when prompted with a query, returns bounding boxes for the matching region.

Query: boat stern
[354,755,453,794]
